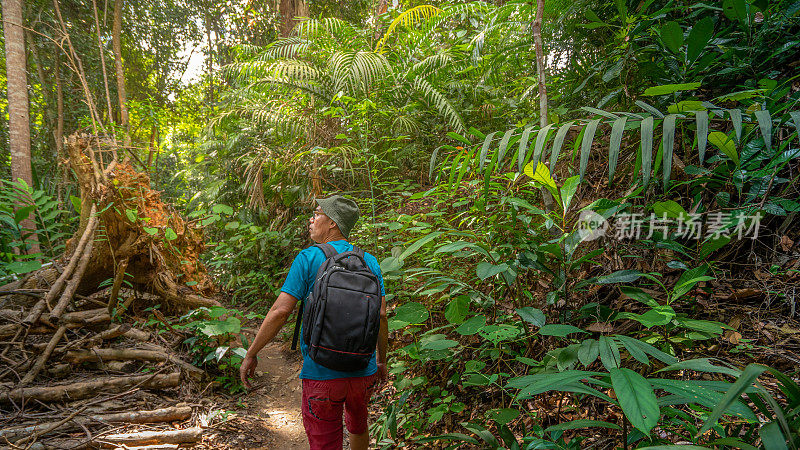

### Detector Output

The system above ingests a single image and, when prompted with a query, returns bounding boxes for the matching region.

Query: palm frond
[411,77,466,133]
[328,51,393,95]
[376,5,443,53]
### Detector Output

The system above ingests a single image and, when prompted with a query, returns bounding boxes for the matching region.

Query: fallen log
[98,426,203,447]
[0,405,193,441]
[17,326,67,387]
[0,372,181,404]
[64,347,205,378]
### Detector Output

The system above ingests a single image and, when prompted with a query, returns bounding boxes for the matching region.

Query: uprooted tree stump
[0,133,221,448]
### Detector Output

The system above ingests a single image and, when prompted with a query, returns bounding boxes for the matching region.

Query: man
[240,195,388,450]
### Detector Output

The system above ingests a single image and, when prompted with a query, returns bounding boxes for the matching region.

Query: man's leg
[344,374,378,450]
[302,379,346,450]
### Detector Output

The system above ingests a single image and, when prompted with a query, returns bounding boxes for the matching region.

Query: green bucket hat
[316,195,360,239]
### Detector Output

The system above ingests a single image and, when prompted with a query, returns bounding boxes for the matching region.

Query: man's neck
[321,233,346,243]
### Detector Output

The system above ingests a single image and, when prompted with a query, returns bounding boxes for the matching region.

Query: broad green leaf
[478,131,498,172]
[636,101,665,118]
[550,121,574,169]
[70,195,81,213]
[447,131,471,146]
[14,205,35,225]
[696,110,709,164]
[610,368,659,434]
[650,379,757,421]
[595,270,644,284]
[614,335,649,365]
[212,204,234,215]
[496,129,515,170]
[539,324,587,337]
[658,358,741,378]
[531,125,554,169]
[485,408,520,425]
[577,339,599,367]
[758,422,788,450]
[754,109,772,151]
[444,296,470,325]
[517,125,537,172]
[199,316,241,337]
[581,107,619,120]
[673,264,710,300]
[508,370,603,396]
[614,335,677,365]
[414,433,479,445]
[380,256,403,273]
[421,338,459,351]
[728,109,743,143]
[699,236,730,259]
[708,438,758,450]
[393,302,429,324]
[623,305,675,327]
[662,114,677,189]
[465,360,486,372]
[598,336,621,370]
[579,119,602,181]
[397,232,443,261]
[659,21,684,53]
[143,227,159,235]
[699,364,769,435]
[479,325,521,343]
[560,175,580,214]
[643,82,701,96]
[4,260,42,275]
[544,419,621,432]
[687,17,714,62]
[516,307,545,328]
[641,116,654,185]
[637,446,710,450]
[708,131,738,164]
[608,116,627,183]
[165,227,178,241]
[652,200,687,219]
[455,315,486,335]
[477,262,509,280]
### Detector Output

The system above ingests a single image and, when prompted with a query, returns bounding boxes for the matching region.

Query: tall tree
[113,0,131,147]
[532,0,548,127]
[2,0,32,185]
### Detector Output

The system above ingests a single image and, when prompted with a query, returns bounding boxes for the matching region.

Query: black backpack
[291,243,382,372]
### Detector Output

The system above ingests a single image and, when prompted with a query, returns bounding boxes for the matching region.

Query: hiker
[240,195,388,450]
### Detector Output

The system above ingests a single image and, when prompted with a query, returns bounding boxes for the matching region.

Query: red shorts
[301,374,378,450]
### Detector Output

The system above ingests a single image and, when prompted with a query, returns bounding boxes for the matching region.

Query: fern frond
[376,5,443,53]
[328,51,392,95]
[411,77,465,133]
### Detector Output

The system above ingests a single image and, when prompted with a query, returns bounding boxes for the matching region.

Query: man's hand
[377,362,388,386]
[240,355,258,389]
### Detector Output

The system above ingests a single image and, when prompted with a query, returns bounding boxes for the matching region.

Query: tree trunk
[112,0,131,147]
[533,0,548,127]
[279,0,307,37]
[2,0,39,254]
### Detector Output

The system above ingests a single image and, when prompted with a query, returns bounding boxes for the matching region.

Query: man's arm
[240,292,298,388]
[376,295,388,384]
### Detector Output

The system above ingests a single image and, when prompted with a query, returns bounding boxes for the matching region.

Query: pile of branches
[0,134,224,448]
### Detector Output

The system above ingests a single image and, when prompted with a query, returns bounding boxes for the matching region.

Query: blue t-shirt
[281,240,385,380]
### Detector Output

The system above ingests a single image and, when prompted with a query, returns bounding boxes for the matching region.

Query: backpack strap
[291,243,339,350]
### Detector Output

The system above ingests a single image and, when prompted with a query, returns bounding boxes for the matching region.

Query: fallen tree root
[0,405,193,441]
[64,347,204,378]
[1,372,181,404]
[98,426,203,447]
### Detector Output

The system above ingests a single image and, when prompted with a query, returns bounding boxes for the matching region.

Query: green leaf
[125,209,138,222]
[456,315,486,335]
[652,200,687,220]
[165,227,178,241]
[199,316,241,337]
[660,21,684,53]
[728,109,743,143]
[479,325,521,343]
[143,227,159,235]
[662,114,677,189]
[699,236,730,259]
[613,335,677,365]
[620,287,658,307]
[699,364,769,435]
[708,131,739,165]
[595,270,644,284]
[649,378,756,420]
[477,262,509,280]
[212,204,234,215]
[643,82,701,96]
[791,111,800,147]
[637,446,711,450]
[508,370,603,396]
[4,260,42,275]
[478,131,499,172]
[658,358,741,378]
[687,17,714,63]
[516,125,537,172]
[758,422,788,450]
[13,205,35,225]
[579,119,602,181]
[623,305,676,327]
[447,131,471,146]
[614,335,650,365]
[516,307,545,328]
[531,125,554,170]
[560,175,580,214]
[550,121,574,169]
[421,338,459,351]
[598,336,621,370]
[496,129,515,170]
[640,116,655,185]
[637,101,665,118]
[754,109,772,151]
[544,419,621,432]
[444,296,470,325]
[608,116,627,183]
[610,368,659,434]
[539,324,587,337]
[578,339,599,367]
[393,302,429,325]
[485,408,520,425]
[525,162,559,203]
[70,195,82,213]
[398,232,443,261]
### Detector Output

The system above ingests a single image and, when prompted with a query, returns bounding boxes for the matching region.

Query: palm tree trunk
[2,0,39,254]
[112,0,131,148]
